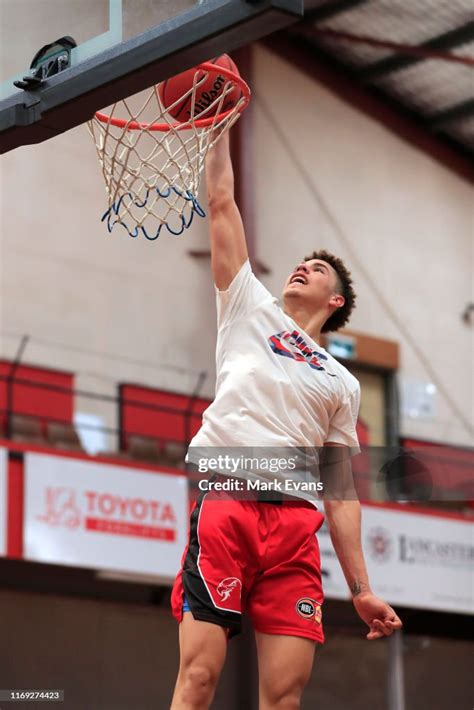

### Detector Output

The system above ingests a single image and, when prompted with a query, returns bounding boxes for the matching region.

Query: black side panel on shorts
[182,490,242,637]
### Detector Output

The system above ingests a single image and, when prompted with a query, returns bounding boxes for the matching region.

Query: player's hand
[352,592,402,640]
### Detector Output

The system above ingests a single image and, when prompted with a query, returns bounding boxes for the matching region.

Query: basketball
[158,54,242,123]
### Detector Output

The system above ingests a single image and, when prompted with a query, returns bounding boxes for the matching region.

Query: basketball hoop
[87,62,250,240]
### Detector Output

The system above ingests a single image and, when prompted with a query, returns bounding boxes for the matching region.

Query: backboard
[0,0,303,153]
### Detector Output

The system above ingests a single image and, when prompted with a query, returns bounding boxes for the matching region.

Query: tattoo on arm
[350,581,363,597]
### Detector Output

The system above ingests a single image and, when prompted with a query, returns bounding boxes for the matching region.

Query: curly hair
[303,249,356,333]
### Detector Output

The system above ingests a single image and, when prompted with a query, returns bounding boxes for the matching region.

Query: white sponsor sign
[24,453,188,582]
[0,448,7,556]
[319,503,473,615]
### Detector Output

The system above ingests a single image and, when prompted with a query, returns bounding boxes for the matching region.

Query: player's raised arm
[205,130,248,290]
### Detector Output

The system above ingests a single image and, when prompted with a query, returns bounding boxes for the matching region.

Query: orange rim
[94,62,251,132]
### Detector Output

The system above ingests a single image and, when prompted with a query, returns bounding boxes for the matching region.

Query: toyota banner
[24,453,188,582]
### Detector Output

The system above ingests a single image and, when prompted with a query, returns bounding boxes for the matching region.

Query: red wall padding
[120,384,210,445]
[401,437,473,496]
[7,454,23,558]
[0,361,74,424]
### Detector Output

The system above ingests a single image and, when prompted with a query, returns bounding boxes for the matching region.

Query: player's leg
[247,500,325,708]
[255,632,316,710]
[170,612,228,710]
[170,488,255,708]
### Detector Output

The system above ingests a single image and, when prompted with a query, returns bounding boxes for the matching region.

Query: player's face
[283,259,340,307]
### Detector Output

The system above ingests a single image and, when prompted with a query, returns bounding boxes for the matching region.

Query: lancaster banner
[24,453,188,581]
[319,502,473,615]
[0,447,7,556]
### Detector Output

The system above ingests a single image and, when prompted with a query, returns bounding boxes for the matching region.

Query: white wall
[252,45,473,446]
[0,39,472,448]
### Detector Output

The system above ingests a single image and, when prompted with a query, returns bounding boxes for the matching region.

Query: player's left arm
[321,443,403,640]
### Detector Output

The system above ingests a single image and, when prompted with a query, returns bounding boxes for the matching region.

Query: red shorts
[171,480,326,643]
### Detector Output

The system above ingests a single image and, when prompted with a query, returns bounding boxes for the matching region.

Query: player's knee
[179,661,219,703]
[263,689,302,709]
[262,676,307,709]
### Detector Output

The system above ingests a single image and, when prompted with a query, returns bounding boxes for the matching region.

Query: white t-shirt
[188,260,360,502]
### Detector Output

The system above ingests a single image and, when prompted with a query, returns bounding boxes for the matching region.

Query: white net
[87,65,249,240]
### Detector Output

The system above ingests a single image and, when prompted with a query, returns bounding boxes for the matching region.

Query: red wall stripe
[7,453,23,558]
[361,499,472,523]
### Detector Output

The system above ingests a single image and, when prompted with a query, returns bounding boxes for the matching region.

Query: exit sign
[326,334,356,360]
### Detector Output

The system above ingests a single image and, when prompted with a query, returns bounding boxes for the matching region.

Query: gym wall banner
[0,447,7,556]
[24,453,188,581]
[318,503,473,615]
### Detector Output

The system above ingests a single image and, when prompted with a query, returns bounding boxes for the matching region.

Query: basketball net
[87,63,250,240]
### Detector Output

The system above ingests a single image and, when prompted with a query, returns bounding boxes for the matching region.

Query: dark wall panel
[0,588,472,709]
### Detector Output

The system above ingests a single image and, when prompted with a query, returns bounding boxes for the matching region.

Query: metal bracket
[13,75,44,91]
[13,36,76,91]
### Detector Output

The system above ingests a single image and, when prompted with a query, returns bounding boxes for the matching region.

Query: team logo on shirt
[296,597,322,624]
[217,577,242,601]
[269,330,337,375]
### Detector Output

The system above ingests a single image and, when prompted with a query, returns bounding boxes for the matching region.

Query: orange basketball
[158,54,242,123]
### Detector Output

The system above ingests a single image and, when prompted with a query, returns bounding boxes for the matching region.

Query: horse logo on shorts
[217,577,242,601]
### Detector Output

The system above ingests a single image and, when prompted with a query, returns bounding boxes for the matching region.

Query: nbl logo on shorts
[296,598,322,624]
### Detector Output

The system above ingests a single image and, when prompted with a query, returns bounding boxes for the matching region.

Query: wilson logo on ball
[190,75,228,118]
[158,54,242,123]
